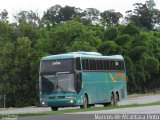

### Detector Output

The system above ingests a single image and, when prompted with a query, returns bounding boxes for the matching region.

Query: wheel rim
[83,96,88,108]
[110,94,118,106]
[111,95,115,105]
[115,94,118,105]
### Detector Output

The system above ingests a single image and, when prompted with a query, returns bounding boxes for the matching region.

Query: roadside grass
[127,93,153,98]
[0,107,15,111]
[18,101,160,117]
[128,92,160,98]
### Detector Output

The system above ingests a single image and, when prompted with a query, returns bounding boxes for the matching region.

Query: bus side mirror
[75,73,82,93]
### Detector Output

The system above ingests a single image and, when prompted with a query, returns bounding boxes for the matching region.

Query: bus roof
[41,51,124,60]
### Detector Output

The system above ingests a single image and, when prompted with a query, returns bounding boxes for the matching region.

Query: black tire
[51,106,58,111]
[110,94,114,105]
[114,93,118,106]
[80,95,88,109]
[103,102,110,107]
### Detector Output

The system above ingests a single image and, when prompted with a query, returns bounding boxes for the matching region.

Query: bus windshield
[40,59,74,74]
[41,73,76,94]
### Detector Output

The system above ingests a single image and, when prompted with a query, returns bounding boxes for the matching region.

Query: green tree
[50,20,101,54]
[115,34,131,46]
[128,46,147,61]
[134,63,146,91]
[0,9,8,22]
[126,0,160,30]
[83,8,100,25]
[14,10,40,27]
[100,9,123,26]
[16,23,38,45]
[124,56,136,93]
[145,57,160,91]
[0,3,160,106]
[87,25,105,41]
[42,5,77,26]
[58,6,76,23]
[98,41,118,55]
[104,27,119,40]
[122,22,140,36]
[146,57,159,74]
[42,5,61,26]
[67,41,96,52]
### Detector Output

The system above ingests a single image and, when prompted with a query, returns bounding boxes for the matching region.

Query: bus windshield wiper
[56,83,65,94]
[55,75,65,94]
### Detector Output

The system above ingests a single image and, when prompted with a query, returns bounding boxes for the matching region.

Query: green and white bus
[39,52,127,111]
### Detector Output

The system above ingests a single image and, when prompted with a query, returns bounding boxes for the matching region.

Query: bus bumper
[40,98,81,107]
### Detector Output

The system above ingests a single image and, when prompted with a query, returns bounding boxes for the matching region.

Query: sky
[0,0,160,22]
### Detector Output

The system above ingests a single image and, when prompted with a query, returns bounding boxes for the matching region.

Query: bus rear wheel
[80,95,89,109]
[51,106,58,111]
[110,94,118,106]
[114,93,118,106]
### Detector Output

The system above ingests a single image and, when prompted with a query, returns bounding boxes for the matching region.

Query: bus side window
[86,59,90,70]
[93,60,96,70]
[119,61,123,70]
[100,60,104,70]
[103,60,106,70]
[96,60,100,70]
[103,60,109,70]
[121,61,125,70]
[82,59,89,70]
[117,61,125,70]
[89,59,93,70]
[90,59,96,70]
[108,60,111,70]
[75,57,81,70]
[98,60,103,70]
[108,61,111,70]
[110,60,115,70]
[115,61,119,70]
[82,59,86,70]
[96,60,103,70]
[118,61,121,70]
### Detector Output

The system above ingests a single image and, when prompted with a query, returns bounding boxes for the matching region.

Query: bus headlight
[41,101,48,106]
[70,100,73,103]
[67,99,74,103]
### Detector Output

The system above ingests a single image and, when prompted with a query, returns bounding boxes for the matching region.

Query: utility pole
[4,94,6,108]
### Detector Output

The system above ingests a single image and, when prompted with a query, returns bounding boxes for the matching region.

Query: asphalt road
[1,94,160,114]
[18,105,160,120]
[0,94,160,120]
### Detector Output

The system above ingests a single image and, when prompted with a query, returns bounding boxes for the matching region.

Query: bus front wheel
[51,106,58,111]
[80,95,89,109]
